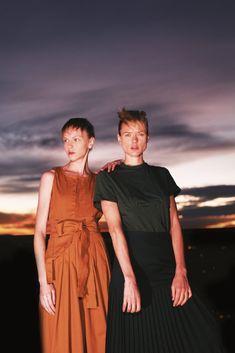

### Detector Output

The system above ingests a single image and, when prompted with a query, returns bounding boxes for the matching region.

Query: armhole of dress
[51,166,59,173]
[47,168,58,224]
[51,166,61,178]
[49,167,59,195]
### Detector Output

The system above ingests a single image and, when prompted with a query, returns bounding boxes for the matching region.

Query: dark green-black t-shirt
[94,162,181,233]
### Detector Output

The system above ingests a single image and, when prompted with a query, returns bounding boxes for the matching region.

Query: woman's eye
[74,138,80,142]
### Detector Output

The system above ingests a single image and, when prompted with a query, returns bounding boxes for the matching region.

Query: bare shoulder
[40,169,55,187]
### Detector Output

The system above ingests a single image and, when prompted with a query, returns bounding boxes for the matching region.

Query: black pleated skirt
[106,231,226,353]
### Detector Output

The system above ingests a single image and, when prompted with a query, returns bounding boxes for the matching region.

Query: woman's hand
[123,278,141,313]
[171,272,192,307]
[96,159,123,173]
[40,282,56,315]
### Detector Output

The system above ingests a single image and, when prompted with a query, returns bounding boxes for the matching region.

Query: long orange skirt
[40,233,110,353]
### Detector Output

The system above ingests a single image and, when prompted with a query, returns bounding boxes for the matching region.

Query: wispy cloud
[177,185,235,228]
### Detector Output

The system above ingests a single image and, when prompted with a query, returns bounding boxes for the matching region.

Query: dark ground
[0,228,234,353]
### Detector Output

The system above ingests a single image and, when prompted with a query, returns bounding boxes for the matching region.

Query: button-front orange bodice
[49,167,102,225]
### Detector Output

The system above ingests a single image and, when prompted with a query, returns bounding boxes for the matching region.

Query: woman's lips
[68,152,75,155]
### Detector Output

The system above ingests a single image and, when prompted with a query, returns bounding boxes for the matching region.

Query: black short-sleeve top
[94,162,181,233]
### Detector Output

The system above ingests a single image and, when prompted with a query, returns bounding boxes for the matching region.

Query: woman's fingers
[123,279,141,313]
[122,295,141,313]
[47,294,56,313]
[122,295,133,312]
[188,287,193,298]
[172,286,192,306]
[98,159,122,173]
[41,296,54,315]
[135,294,141,312]
[111,160,121,171]
[42,294,55,314]
[109,161,119,172]
[40,284,56,315]
[180,292,189,306]
[172,284,184,306]
[178,289,186,306]
[127,301,132,313]
[173,288,181,306]
[172,274,193,307]
[123,300,136,313]
[180,286,193,306]
[171,285,176,301]
[122,297,128,312]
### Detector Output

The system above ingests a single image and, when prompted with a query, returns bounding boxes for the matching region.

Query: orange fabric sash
[46,218,99,308]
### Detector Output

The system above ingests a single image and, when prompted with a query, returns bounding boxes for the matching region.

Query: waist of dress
[49,217,99,237]
[123,230,172,241]
[46,217,101,309]
[122,230,175,264]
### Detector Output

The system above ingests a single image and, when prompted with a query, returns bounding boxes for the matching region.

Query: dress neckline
[60,166,94,178]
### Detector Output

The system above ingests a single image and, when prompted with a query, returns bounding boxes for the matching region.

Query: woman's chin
[68,155,77,162]
[127,151,144,158]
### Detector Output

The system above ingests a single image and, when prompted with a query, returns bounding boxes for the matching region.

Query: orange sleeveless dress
[40,167,111,353]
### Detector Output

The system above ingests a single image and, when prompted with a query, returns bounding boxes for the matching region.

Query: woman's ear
[88,137,95,150]
[117,133,121,144]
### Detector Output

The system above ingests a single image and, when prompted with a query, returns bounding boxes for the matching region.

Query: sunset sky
[0,1,235,234]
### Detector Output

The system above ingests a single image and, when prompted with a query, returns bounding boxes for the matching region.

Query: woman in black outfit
[94,108,226,353]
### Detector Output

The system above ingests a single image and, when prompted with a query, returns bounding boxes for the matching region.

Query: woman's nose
[132,134,138,142]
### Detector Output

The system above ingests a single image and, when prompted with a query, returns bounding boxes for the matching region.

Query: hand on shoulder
[95,159,123,174]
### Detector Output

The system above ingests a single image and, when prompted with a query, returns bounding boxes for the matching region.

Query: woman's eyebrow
[63,134,81,138]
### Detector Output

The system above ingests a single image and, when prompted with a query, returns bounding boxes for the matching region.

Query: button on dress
[94,162,226,353]
[40,167,110,353]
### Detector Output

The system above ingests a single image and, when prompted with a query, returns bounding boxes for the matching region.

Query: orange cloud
[206,214,235,229]
[0,212,35,235]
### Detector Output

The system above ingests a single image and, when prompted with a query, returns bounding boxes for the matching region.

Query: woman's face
[62,127,94,162]
[117,121,148,158]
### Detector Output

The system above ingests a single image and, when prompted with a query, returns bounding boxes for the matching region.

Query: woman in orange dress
[33,118,112,353]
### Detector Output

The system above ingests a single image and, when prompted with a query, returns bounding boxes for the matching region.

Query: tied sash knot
[46,218,99,308]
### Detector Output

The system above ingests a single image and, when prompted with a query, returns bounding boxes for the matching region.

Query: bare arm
[33,170,55,314]
[169,195,192,306]
[101,200,141,313]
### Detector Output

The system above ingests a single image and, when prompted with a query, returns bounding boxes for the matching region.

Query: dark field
[0,228,234,353]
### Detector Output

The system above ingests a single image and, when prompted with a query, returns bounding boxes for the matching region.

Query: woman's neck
[123,155,144,166]
[64,156,91,175]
